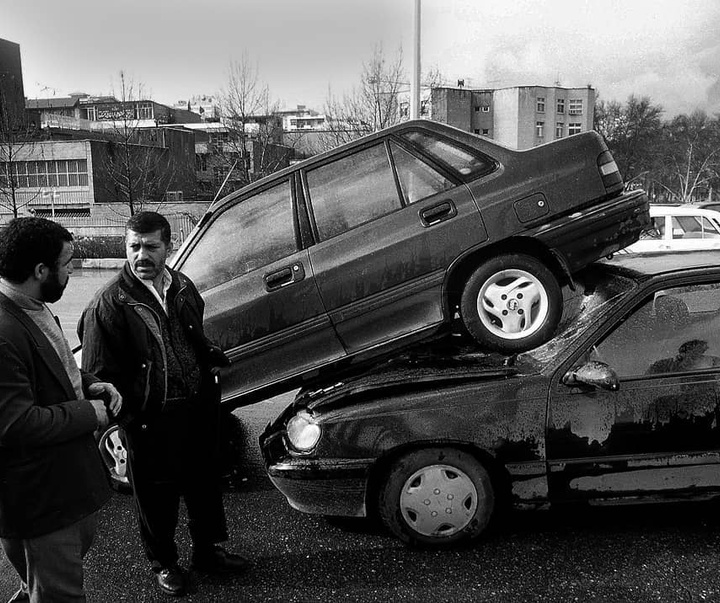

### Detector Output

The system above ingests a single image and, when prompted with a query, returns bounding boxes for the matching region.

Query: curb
[73,258,125,269]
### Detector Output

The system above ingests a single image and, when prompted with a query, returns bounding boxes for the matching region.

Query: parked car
[171,119,649,406]
[622,204,720,253]
[692,201,720,213]
[260,252,720,547]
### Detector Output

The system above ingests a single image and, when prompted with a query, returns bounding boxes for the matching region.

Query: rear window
[399,130,495,179]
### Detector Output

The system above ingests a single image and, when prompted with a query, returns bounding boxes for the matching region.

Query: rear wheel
[378,447,495,547]
[460,253,562,353]
[98,424,131,493]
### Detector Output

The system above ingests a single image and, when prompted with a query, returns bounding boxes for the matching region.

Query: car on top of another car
[171,119,649,407]
[261,252,720,548]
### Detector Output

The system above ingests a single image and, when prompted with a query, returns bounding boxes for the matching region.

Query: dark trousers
[123,399,228,570]
[1,512,97,603]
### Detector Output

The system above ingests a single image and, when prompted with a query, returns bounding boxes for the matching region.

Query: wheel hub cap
[400,464,478,538]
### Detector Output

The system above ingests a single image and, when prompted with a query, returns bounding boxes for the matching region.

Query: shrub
[72,236,125,259]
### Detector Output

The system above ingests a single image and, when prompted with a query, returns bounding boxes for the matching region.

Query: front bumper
[261,426,373,517]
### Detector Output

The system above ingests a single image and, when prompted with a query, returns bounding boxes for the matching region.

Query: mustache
[135,261,155,267]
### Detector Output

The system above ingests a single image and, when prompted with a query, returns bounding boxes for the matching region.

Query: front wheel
[377,447,495,547]
[460,253,562,353]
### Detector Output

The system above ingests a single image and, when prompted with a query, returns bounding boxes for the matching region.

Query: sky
[3,0,720,118]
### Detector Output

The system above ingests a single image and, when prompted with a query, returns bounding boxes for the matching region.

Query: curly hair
[0,218,73,283]
[126,211,171,245]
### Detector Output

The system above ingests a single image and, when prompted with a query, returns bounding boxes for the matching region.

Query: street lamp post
[410,0,421,120]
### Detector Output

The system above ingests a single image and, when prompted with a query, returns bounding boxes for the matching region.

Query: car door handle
[264,263,306,291]
[419,200,457,226]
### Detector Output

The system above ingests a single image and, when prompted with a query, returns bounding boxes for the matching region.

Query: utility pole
[410,0,421,120]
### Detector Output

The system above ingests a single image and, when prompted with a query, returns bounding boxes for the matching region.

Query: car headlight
[286,410,321,452]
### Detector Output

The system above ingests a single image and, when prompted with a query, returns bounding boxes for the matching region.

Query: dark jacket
[78,263,226,432]
[0,291,112,539]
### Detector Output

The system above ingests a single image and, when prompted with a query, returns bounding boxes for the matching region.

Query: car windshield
[518,268,639,369]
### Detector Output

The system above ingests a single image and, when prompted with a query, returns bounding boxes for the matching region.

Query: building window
[537,97,545,112]
[474,129,480,134]
[568,99,583,115]
[137,103,153,120]
[474,106,480,113]
[555,122,564,138]
[7,159,89,188]
[568,122,582,135]
[482,105,490,112]
[556,98,565,114]
[536,121,545,138]
[85,106,97,121]
[482,128,489,135]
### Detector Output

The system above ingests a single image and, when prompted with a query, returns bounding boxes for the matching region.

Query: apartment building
[431,85,595,149]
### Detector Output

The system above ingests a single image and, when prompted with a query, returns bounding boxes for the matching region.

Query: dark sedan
[261,252,720,547]
[172,120,648,406]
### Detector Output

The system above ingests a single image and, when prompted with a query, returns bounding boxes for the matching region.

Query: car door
[546,280,720,502]
[304,137,488,354]
[175,177,345,403]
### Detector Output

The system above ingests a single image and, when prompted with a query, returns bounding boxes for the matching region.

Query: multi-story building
[2,125,197,219]
[0,38,25,129]
[27,93,202,132]
[431,85,596,149]
[173,95,221,122]
[183,118,292,201]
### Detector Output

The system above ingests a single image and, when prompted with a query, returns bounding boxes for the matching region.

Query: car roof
[604,250,720,277]
[649,205,720,218]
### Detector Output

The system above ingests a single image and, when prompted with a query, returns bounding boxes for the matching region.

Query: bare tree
[95,71,179,215]
[655,111,720,203]
[594,95,664,188]
[216,54,290,192]
[318,45,406,152]
[0,74,38,217]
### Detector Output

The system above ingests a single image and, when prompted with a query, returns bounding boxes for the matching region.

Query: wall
[492,88,520,148]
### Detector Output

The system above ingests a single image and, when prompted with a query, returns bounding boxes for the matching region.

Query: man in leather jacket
[79,211,246,597]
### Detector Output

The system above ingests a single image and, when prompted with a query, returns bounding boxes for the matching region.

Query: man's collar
[0,278,44,310]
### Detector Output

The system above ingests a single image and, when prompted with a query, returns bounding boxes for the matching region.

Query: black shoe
[191,546,249,574]
[155,566,187,597]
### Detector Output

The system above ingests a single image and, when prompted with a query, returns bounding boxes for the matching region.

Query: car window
[671,215,720,239]
[592,282,720,377]
[388,141,455,204]
[399,130,494,179]
[178,179,296,291]
[306,143,401,241]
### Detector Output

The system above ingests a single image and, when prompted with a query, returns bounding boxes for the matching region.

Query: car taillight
[597,151,623,193]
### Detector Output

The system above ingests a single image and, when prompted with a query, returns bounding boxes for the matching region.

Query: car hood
[296,343,527,412]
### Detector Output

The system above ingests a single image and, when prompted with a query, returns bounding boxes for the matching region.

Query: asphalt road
[4,269,720,601]
[4,391,720,602]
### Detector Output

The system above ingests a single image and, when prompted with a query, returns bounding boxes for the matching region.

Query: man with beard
[79,211,245,598]
[0,217,122,602]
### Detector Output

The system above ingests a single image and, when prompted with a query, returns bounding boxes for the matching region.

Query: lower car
[261,251,720,547]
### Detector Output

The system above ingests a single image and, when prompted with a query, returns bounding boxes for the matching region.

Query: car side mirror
[562,360,620,391]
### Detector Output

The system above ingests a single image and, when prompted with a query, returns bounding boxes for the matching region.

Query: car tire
[460,253,562,353]
[98,424,132,493]
[377,447,495,547]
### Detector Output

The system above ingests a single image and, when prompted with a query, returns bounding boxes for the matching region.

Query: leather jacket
[78,263,228,431]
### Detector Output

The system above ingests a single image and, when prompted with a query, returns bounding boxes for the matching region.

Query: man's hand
[89,399,111,432]
[87,382,123,417]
